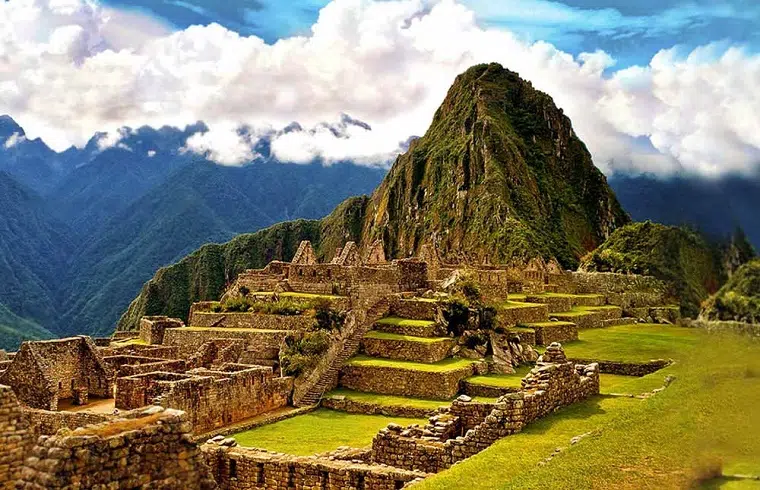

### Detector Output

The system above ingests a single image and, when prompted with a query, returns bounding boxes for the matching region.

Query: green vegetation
[560,324,701,363]
[466,365,533,389]
[701,259,760,323]
[279,330,332,378]
[327,389,450,411]
[376,317,436,328]
[232,409,426,455]
[215,297,313,315]
[580,221,727,317]
[599,373,671,395]
[0,304,55,351]
[348,355,476,372]
[415,330,760,490]
[364,331,451,344]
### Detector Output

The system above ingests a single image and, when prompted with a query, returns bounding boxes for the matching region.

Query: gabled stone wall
[0,385,34,489]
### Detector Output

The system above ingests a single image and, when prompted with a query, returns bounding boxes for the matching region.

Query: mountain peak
[0,115,25,140]
[359,64,629,267]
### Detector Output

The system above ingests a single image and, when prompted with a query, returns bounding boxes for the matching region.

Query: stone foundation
[390,299,440,321]
[189,312,317,331]
[339,363,480,400]
[362,337,455,363]
[202,444,427,490]
[164,328,288,359]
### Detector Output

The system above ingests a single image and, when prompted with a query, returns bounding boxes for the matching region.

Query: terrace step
[496,301,550,328]
[551,306,623,329]
[339,356,481,400]
[374,317,444,338]
[519,321,578,346]
[523,293,607,313]
[390,298,441,321]
[322,389,449,418]
[362,331,455,363]
[460,366,533,398]
[602,317,639,328]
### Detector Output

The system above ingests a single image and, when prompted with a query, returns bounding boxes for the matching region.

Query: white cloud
[0,0,759,177]
[183,124,261,166]
[4,132,26,149]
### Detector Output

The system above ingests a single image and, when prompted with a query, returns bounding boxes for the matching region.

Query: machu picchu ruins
[0,238,692,489]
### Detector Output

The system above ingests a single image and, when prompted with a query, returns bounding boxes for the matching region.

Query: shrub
[238,286,250,297]
[279,330,331,377]
[444,299,471,337]
[459,279,483,305]
[313,298,345,331]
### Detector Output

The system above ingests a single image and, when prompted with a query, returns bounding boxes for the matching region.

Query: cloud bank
[1,0,759,177]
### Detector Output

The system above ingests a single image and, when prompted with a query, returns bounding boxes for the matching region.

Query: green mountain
[700,259,760,323]
[0,303,54,351]
[360,63,629,267]
[120,63,631,329]
[117,197,368,331]
[579,221,728,317]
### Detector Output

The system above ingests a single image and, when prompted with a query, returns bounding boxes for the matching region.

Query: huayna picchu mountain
[119,63,630,331]
[359,63,629,267]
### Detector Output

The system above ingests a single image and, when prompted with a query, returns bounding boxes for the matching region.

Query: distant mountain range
[0,116,386,349]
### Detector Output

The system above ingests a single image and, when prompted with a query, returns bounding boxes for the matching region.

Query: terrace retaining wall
[339,363,481,400]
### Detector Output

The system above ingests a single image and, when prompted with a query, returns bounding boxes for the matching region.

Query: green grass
[508,294,527,301]
[560,323,701,363]
[375,317,436,327]
[232,409,426,455]
[503,301,545,309]
[112,338,148,347]
[364,331,451,344]
[348,355,476,372]
[521,321,576,328]
[415,331,760,489]
[530,293,605,300]
[327,389,450,410]
[466,365,533,388]
[599,373,674,395]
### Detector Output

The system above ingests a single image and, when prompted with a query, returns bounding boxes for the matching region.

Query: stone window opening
[287,465,295,488]
[298,269,304,277]
[71,380,75,391]
[58,381,62,390]
[320,471,329,490]
[229,459,237,479]
[395,481,406,490]
[256,463,265,484]
[356,473,366,490]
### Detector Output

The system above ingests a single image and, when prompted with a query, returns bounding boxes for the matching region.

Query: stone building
[0,337,113,411]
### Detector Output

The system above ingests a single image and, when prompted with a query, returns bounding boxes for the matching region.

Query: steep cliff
[360,63,629,267]
[700,259,760,323]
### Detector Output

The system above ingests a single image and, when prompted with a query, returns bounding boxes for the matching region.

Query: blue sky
[102,0,760,67]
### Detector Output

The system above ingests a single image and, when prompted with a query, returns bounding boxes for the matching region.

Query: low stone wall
[202,444,427,490]
[164,328,288,359]
[507,328,536,346]
[362,337,455,363]
[569,358,671,376]
[390,299,440,321]
[629,306,682,324]
[496,304,549,328]
[0,385,34,489]
[17,407,217,489]
[189,312,316,331]
[339,363,480,400]
[685,319,760,338]
[25,409,112,436]
[374,321,444,338]
[322,395,439,418]
[139,316,184,345]
[116,364,293,435]
[370,345,599,473]
[530,323,578,346]
[571,272,668,308]
[525,295,574,313]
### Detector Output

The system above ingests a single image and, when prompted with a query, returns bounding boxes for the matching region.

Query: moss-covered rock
[580,222,725,317]
[701,259,760,323]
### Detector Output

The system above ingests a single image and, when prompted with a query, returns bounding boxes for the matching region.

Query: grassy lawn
[348,355,476,372]
[414,330,760,489]
[375,317,436,327]
[466,365,533,388]
[599,373,673,395]
[232,409,426,455]
[364,331,450,344]
[560,324,701,362]
[327,388,450,410]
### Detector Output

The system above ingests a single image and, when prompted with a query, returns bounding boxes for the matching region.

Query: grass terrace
[364,331,451,344]
[466,365,533,389]
[347,355,477,372]
[327,388,449,411]
[375,317,437,328]
[600,373,674,395]
[111,338,148,347]
[232,409,427,456]
[558,324,701,363]
[503,300,545,309]
[415,330,760,489]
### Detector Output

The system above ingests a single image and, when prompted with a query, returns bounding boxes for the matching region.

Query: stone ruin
[0,239,678,489]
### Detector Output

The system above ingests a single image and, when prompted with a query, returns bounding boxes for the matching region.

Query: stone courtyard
[0,240,685,489]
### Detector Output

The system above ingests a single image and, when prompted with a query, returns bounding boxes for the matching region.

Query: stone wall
[339,363,480,400]
[139,316,185,345]
[17,407,217,490]
[104,355,187,377]
[116,364,293,435]
[496,304,549,328]
[531,322,578,346]
[570,272,668,308]
[370,344,599,473]
[189,312,316,331]
[684,319,760,338]
[322,395,439,418]
[202,444,426,490]
[163,328,288,360]
[390,298,440,321]
[24,409,111,436]
[0,385,34,489]
[569,358,671,376]
[362,337,455,363]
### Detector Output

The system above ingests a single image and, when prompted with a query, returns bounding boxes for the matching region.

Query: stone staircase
[294,298,390,407]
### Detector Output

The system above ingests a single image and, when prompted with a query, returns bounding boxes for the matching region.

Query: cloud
[3,132,26,149]
[0,0,759,177]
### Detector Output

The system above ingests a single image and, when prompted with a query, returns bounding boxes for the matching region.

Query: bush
[459,279,483,305]
[238,286,250,297]
[280,330,331,377]
[313,298,346,331]
[444,299,471,337]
